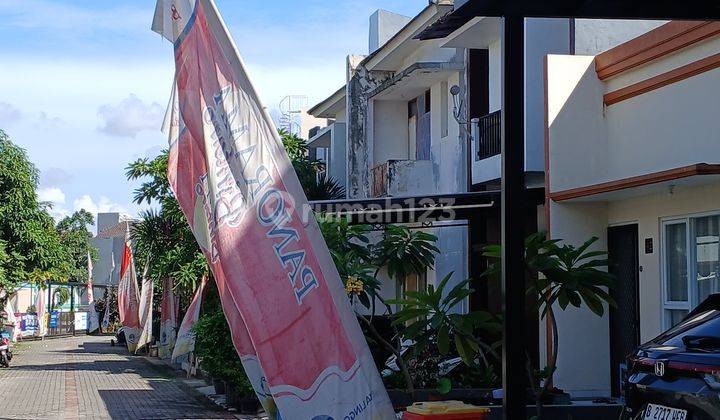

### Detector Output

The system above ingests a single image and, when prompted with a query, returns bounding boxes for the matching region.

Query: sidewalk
[0,335,233,419]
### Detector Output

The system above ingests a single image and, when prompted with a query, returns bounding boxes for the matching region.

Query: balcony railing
[474,110,501,160]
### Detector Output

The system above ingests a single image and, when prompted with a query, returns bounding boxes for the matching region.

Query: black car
[625,295,720,420]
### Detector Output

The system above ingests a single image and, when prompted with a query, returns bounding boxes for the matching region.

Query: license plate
[644,404,687,420]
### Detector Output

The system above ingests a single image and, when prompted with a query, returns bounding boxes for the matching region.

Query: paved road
[0,335,232,419]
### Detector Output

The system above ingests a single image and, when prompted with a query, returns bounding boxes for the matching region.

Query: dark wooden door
[608,224,640,397]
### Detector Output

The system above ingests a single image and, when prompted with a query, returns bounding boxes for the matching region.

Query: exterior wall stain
[346,55,394,199]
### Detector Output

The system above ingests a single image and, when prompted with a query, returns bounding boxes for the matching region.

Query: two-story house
[546,21,720,397]
[309,1,670,393]
[309,3,473,315]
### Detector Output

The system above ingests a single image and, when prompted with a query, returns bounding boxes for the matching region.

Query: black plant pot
[225,382,238,406]
[541,391,572,405]
[238,396,261,414]
[212,377,226,395]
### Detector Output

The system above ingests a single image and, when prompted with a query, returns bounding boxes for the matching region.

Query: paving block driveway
[0,335,233,419]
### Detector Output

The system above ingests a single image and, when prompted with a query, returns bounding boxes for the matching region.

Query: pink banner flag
[171,276,205,360]
[158,278,177,359]
[153,1,393,418]
[87,251,100,333]
[117,226,142,352]
[4,295,20,342]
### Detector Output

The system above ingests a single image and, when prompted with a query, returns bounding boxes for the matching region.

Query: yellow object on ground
[406,400,490,416]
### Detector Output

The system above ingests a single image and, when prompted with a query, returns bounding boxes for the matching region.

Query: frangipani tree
[483,233,615,419]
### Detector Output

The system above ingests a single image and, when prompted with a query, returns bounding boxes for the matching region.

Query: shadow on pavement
[97,384,232,419]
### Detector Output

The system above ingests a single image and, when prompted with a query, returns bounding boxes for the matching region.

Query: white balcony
[371,159,434,198]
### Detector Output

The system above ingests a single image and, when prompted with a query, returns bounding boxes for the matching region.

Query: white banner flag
[171,276,206,360]
[102,288,112,331]
[136,266,154,353]
[158,278,177,359]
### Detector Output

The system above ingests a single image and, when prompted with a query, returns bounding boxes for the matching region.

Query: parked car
[625,294,720,420]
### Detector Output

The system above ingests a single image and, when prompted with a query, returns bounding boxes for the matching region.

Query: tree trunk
[358,315,414,395]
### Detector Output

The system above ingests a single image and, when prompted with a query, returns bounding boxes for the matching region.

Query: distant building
[91,212,134,291]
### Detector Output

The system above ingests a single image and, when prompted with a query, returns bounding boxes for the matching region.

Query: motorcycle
[0,331,13,367]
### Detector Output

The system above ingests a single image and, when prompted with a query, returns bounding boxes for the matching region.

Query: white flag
[158,278,177,359]
[171,276,206,360]
[102,288,112,330]
[136,262,154,353]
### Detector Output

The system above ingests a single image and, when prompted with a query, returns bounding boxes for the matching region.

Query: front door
[608,224,640,397]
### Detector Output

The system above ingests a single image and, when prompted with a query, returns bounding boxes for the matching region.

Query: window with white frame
[663,214,720,328]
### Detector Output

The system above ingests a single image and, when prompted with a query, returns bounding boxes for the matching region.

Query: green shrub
[192,309,254,396]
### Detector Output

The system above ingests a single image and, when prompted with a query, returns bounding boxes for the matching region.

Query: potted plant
[388,272,502,406]
[192,310,231,395]
[483,233,616,419]
[224,365,260,413]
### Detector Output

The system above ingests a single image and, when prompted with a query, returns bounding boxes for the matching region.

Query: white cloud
[97,94,164,138]
[143,145,165,159]
[33,112,68,130]
[73,195,128,218]
[37,187,66,205]
[40,167,74,188]
[0,102,22,125]
[35,191,128,224]
[37,187,69,222]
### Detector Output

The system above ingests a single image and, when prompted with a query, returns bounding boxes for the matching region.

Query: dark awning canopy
[417,0,720,40]
[310,189,543,225]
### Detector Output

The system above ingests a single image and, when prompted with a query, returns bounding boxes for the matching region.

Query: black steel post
[501,16,527,419]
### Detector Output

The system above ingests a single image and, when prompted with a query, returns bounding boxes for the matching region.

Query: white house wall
[548,45,720,193]
[488,40,502,113]
[335,107,347,124]
[546,54,608,193]
[606,183,720,343]
[475,19,572,183]
[386,160,435,196]
[605,37,720,92]
[331,122,347,189]
[399,41,459,73]
[472,39,501,186]
[547,201,611,397]
[605,67,720,182]
[574,19,667,56]
[430,72,466,194]
[470,19,664,185]
[371,99,409,164]
[525,19,571,173]
[431,224,469,315]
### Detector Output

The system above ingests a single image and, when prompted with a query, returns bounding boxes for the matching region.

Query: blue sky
[0,0,425,226]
